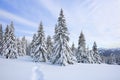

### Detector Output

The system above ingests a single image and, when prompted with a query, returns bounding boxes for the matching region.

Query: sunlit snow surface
[0,56,120,80]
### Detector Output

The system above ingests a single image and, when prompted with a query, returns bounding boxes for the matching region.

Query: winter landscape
[0,0,120,80]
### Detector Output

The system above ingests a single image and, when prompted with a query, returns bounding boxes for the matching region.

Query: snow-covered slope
[0,56,120,80]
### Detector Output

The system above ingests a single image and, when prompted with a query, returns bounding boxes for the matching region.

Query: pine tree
[87,47,95,63]
[51,9,76,66]
[92,42,102,64]
[2,22,18,59]
[110,53,116,64]
[3,25,9,44]
[0,24,3,55]
[46,35,53,60]
[85,46,97,63]
[71,43,76,56]
[1,25,9,56]
[26,42,31,56]
[53,24,58,44]
[30,34,37,57]
[16,38,22,56]
[76,31,89,63]
[21,36,27,55]
[116,54,120,65]
[32,22,47,62]
[55,24,58,33]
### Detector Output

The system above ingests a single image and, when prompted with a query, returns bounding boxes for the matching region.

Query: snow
[32,66,44,80]
[0,56,120,80]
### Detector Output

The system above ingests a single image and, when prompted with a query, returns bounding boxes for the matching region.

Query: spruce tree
[71,43,76,56]
[51,9,76,66]
[55,24,58,34]
[85,46,96,63]
[32,22,47,62]
[2,22,17,59]
[92,42,102,64]
[30,34,37,57]
[3,25,9,45]
[46,35,53,60]
[21,36,27,55]
[1,25,9,56]
[26,41,31,56]
[16,38,22,56]
[76,31,89,63]
[0,24,3,55]
[87,47,95,63]
[110,53,116,64]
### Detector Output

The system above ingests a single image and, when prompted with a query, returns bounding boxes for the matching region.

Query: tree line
[0,9,102,66]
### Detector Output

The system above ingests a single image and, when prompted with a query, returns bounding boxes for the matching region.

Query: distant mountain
[98,48,120,56]
[98,48,120,65]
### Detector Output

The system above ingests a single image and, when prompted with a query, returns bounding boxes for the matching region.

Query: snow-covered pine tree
[116,53,120,65]
[85,46,97,63]
[32,22,47,62]
[46,35,53,60]
[86,47,95,63]
[110,53,116,64]
[2,22,18,59]
[51,9,76,66]
[76,31,89,63]
[55,24,58,34]
[21,36,27,56]
[71,43,76,56]
[92,42,102,64]
[26,41,31,56]
[1,25,9,56]
[0,24,3,55]
[53,24,58,44]
[30,34,37,57]
[2,25,9,44]
[16,38,22,56]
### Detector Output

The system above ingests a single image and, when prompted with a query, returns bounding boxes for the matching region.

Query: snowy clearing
[0,56,120,80]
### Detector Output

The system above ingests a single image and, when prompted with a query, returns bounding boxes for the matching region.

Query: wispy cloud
[0,9,38,28]
[39,0,61,18]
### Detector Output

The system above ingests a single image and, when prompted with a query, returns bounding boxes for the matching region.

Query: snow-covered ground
[0,56,120,80]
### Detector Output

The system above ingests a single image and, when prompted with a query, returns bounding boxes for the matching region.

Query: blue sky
[0,0,120,48]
